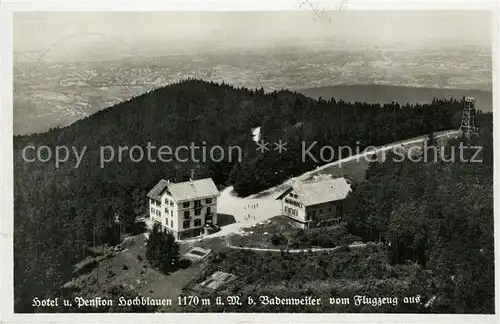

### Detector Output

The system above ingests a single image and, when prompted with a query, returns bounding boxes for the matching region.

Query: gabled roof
[147,179,170,202]
[276,177,351,206]
[147,178,220,202]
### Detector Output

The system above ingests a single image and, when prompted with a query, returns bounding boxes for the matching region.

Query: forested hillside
[14,79,468,312]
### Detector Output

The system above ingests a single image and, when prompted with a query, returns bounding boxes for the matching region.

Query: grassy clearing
[228,216,297,249]
[63,233,211,311]
[228,216,362,250]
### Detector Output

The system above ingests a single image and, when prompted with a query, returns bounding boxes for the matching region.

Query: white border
[1,1,499,323]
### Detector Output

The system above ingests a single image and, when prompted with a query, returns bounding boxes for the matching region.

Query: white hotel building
[147,178,220,240]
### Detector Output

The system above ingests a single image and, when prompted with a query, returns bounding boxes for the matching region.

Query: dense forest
[13,79,477,312]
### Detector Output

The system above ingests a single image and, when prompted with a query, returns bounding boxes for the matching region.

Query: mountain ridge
[298,84,492,112]
[14,82,492,136]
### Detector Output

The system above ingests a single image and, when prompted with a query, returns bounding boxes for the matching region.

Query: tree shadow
[130,221,147,235]
[217,213,236,227]
[252,191,272,198]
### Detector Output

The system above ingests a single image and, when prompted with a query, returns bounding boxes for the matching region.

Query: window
[319,208,323,214]
[206,206,211,214]
[170,210,173,216]
[170,220,173,228]
[150,207,154,213]
[194,200,201,208]
[183,220,190,229]
[285,197,302,208]
[184,210,190,219]
[165,198,169,204]
[329,207,332,213]
[183,202,190,208]
[195,208,201,216]
[165,208,168,213]
[206,198,212,204]
[170,201,174,207]
[194,219,201,227]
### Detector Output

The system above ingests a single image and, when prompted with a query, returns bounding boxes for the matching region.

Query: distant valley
[13,43,492,135]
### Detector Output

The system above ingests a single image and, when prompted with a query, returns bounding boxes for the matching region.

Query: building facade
[276,177,351,229]
[147,178,220,240]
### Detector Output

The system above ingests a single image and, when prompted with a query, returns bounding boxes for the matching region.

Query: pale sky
[14,11,492,61]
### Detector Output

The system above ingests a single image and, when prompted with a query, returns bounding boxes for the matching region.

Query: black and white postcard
[1,1,498,323]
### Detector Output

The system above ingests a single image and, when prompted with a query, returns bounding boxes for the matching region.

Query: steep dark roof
[147,179,169,201]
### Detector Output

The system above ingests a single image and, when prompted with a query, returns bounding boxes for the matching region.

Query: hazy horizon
[13,10,493,135]
[14,11,492,63]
